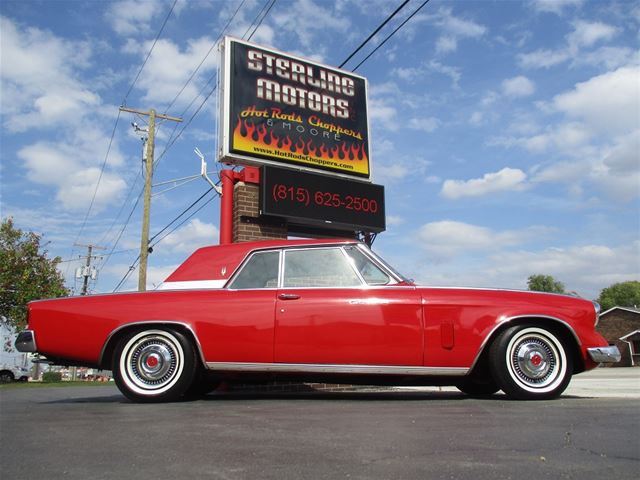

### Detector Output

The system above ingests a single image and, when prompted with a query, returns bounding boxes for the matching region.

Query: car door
[275,246,423,366]
[198,249,279,363]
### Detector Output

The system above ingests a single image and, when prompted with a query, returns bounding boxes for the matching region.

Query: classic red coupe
[17,239,619,402]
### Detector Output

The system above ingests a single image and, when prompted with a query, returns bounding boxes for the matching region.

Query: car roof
[164,238,359,283]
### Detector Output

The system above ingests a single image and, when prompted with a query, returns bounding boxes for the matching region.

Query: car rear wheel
[113,328,196,402]
[489,325,573,400]
[0,371,14,383]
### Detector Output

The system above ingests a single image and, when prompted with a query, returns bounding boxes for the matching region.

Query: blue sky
[1,0,638,299]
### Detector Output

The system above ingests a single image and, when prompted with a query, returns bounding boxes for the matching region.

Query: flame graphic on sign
[232,118,369,175]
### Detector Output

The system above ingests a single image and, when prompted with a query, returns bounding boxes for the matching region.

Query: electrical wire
[98,189,144,272]
[148,187,214,243]
[339,0,410,68]
[112,192,217,293]
[150,195,216,249]
[352,0,431,72]
[162,0,247,115]
[65,109,123,279]
[113,255,140,292]
[247,0,276,41]
[110,0,279,291]
[122,0,179,105]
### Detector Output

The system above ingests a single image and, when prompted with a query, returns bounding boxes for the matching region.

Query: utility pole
[74,243,105,295]
[71,243,103,381]
[119,106,182,291]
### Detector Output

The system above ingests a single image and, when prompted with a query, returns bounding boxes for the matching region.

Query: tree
[527,274,566,294]
[0,218,68,331]
[597,281,640,311]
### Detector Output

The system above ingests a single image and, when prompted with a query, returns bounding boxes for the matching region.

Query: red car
[16,239,619,402]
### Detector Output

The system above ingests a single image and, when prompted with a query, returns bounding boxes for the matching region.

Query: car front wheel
[113,328,196,402]
[489,325,573,400]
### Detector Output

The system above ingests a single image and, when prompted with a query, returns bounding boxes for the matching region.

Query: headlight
[593,301,601,327]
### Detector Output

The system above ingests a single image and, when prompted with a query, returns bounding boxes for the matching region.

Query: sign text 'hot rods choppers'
[219,37,371,181]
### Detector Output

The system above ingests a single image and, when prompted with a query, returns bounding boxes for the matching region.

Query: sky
[1,0,639,299]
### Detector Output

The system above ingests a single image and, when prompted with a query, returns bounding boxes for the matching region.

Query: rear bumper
[587,346,621,363]
[15,330,37,353]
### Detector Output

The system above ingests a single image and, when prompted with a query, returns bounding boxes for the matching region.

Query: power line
[339,0,410,68]
[162,0,247,114]
[156,0,276,167]
[352,0,432,72]
[98,189,144,272]
[150,194,217,249]
[149,187,214,243]
[122,0,179,105]
[110,0,280,290]
[247,0,277,41]
[154,78,219,168]
[65,109,122,279]
[112,192,217,293]
[113,255,140,292]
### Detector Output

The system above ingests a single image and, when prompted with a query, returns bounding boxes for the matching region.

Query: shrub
[42,371,62,383]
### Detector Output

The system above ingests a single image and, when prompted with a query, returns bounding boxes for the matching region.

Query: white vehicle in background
[1,319,33,382]
[0,363,30,383]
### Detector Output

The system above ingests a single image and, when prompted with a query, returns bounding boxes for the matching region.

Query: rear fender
[99,320,206,370]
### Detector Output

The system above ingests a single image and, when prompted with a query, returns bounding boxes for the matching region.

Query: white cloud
[530,130,640,202]
[553,66,640,136]
[412,241,639,299]
[441,168,527,199]
[124,37,218,107]
[105,0,160,36]
[518,49,570,69]
[160,218,219,254]
[502,76,536,97]
[16,123,127,212]
[436,36,457,54]
[429,7,487,55]
[572,46,637,70]
[417,221,551,259]
[427,60,462,87]
[408,117,440,133]
[270,0,350,49]
[0,16,97,132]
[368,97,398,131]
[518,20,620,69]
[530,0,584,15]
[567,20,618,48]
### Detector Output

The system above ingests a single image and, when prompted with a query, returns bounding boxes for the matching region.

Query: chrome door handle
[278,293,300,300]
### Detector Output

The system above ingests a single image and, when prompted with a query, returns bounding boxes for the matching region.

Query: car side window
[283,248,362,288]
[343,246,391,285]
[228,251,280,289]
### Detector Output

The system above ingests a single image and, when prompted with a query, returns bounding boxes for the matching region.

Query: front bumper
[15,330,37,353]
[587,346,621,363]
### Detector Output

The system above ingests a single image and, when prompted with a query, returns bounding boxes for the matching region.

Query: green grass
[0,380,115,390]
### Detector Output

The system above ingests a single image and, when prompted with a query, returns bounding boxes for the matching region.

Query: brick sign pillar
[232,182,287,243]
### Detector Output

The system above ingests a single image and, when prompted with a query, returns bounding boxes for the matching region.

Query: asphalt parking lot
[1,368,638,480]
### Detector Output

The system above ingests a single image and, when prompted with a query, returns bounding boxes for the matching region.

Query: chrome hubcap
[129,338,177,386]
[511,336,556,386]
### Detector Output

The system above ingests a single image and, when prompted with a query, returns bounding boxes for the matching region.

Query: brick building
[596,307,640,367]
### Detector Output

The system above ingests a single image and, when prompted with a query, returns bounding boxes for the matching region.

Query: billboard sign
[261,166,385,233]
[219,37,371,181]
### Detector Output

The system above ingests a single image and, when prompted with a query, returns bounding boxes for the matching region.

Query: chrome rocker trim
[205,362,468,376]
[15,330,37,353]
[587,346,621,363]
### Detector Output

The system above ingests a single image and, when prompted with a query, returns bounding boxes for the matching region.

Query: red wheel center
[530,354,542,366]
[146,355,159,368]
